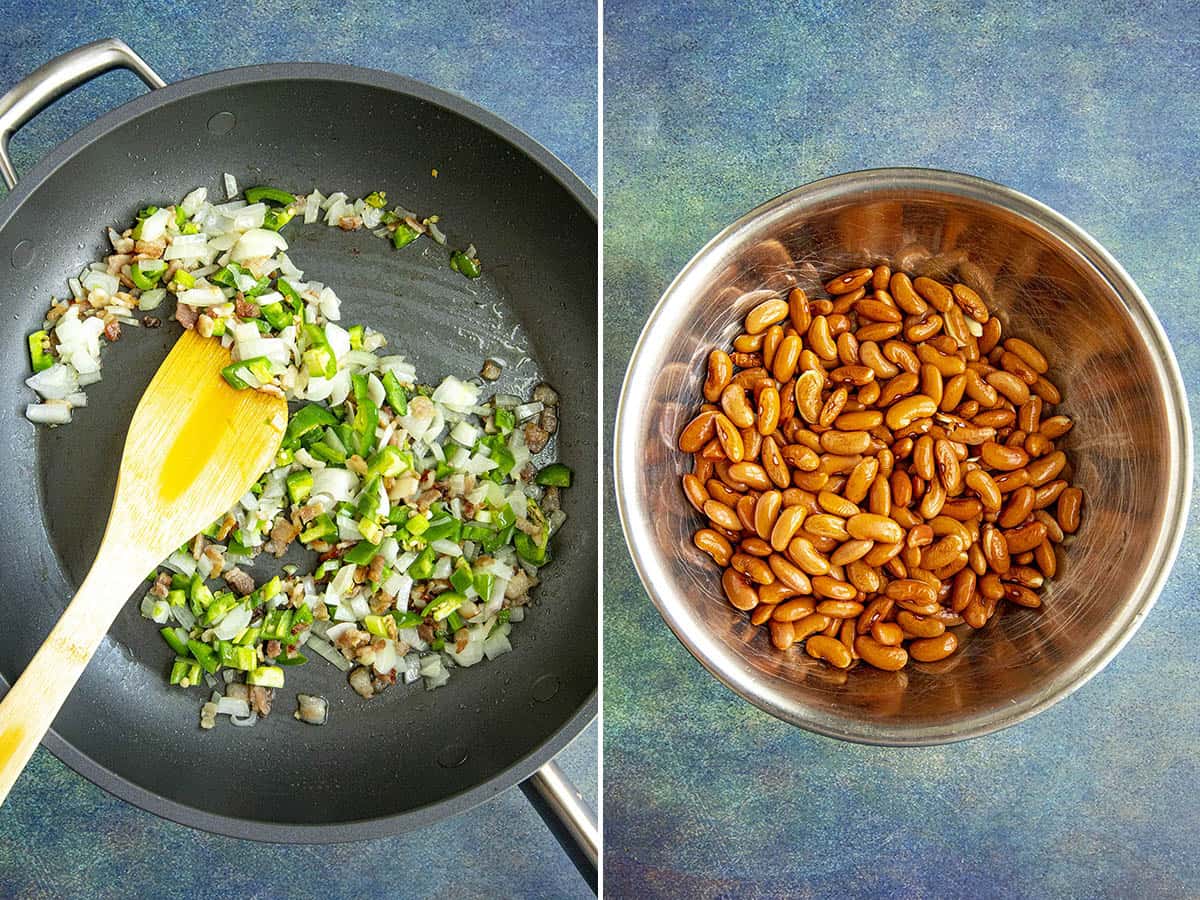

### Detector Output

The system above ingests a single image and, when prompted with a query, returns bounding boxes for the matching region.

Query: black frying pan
[0,39,596,877]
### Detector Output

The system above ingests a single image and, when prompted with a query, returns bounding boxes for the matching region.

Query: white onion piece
[138,207,172,241]
[181,187,207,216]
[216,697,251,717]
[179,285,226,307]
[212,603,253,640]
[311,467,359,502]
[25,402,71,425]
[26,364,79,401]
[224,172,238,200]
[230,228,287,263]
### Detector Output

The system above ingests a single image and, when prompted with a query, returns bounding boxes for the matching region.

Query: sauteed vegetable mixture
[24,178,569,729]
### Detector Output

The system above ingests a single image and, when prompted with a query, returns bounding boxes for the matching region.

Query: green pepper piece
[174,205,187,228]
[364,191,387,208]
[391,610,424,629]
[488,608,511,636]
[493,407,515,434]
[28,331,53,373]
[343,539,380,566]
[424,591,465,621]
[299,513,336,544]
[160,626,190,656]
[308,441,346,465]
[293,604,314,628]
[169,269,195,292]
[450,250,482,279]
[181,222,200,235]
[285,404,338,445]
[286,470,313,504]
[302,324,338,378]
[260,301,293,330]
[356,478,381,523]
[446,610,465,632]
[406,513,430,537]
[231,646,257,671]
[514,531,547,566]
[365,446,408,480]
[381,370,408,415]
[246,665,285,687]
[392,222,420,248]
[262,207,294,231]
[210,262,245,288]
[276,277,303,315]
[407,545,438,580]
[169,658,201,686]
[236,626,261,647]
[348,324,364,350]
[473,572,496,603]
[363,614,390,638]
[244,186,298,206]
[450,560,474,594]
[275,651,307,666]
[535,463,573,488]
[350,373,378,456]
[202,593,240,625]
[130,259,167,290]
[186,640,220,674]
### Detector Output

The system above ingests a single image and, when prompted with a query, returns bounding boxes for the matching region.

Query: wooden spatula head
[111,328,288,564]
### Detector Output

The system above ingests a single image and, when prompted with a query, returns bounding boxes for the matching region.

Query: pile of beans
[678,264,1084,671]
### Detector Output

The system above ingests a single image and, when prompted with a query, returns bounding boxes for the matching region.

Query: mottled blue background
[604,2,1198,898]
[0,3,596,898]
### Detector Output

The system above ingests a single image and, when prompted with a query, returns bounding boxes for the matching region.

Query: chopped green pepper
[392,222,420,248]
[202,592,240,625]
[343,539,380,566]
[262,207,294,231]
[299,514,337,544]
[474,572,496,603]
[28,330,53,373]
[285,403,338,445]
[446,610,465,632]
[381,370,408,415]
[244,186,297,206]
[186,639,220,674]
[450,250,482,279]
[364,191,387,208]
[493,407,515,434]
[450,560,474,594]
[260,301,293,330]
[220,356,273,390]
[231,646,257,671]
[169,657,202,687]
[348,324,364,350]
[160,626,189,656]
[424,592,465,621]
[246,665,285,687]
[391,610,424,629]
[302,324,338,378]
[130,259,167,290]
[363,614,390,638]
[535,463,573,488]
[350,373,378,456]
[168,268,195,292]
[275,650,307,666]
[286,470,313,504]
[366,445,409,479]
[407,545,437,580]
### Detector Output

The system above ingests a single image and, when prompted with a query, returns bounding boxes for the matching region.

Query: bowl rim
[613,166,1193,746]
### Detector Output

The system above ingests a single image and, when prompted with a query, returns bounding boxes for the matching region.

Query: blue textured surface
[0,3,596,898]
[604,2,1198,898]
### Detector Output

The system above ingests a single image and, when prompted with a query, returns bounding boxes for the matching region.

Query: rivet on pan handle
[521,761,599,891]
[0,38,165,189]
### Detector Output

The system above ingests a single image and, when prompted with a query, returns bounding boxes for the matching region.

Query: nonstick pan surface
[0,57,597,842]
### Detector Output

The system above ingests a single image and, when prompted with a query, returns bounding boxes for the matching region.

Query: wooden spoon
[0,329,287,804]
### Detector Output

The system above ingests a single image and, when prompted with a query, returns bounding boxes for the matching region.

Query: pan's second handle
[0,38,165,189]
[520,761,599,892]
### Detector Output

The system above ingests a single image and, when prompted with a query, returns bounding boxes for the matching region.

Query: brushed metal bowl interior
[614,168,1191,745]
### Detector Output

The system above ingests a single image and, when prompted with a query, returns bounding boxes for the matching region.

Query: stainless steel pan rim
[614,166,1191,746]
[0,46,596,847]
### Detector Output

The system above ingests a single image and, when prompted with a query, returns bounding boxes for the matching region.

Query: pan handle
[521,761,599,891]
[0,38,165,189]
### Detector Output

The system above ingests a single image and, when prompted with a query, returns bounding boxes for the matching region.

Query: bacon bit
[102,319,121,342]
[202,545,226,579]
[46,302,69,324]
[523,421,550,453]
[338,215,363,231]
[368,554,386,584]
[134,239,166,259]
[335,628,369,651]
[417,622,435,643]
[190,533,207,560]
[150,572,172,599]
[519,461,537,483]
[265,639,282,658]
[316,547,344,564]
[196,314,215,338]
[296,504,322,524]
[264,518,299,557]
[417,489,441,512]
[249,686,274,717]
[216,513,237,541]
[174,302,199,330]
[345,454,368,475]
[455,628,470,653]
[234,295,260,318]
[224,567,255,596]
[106,253,132,275]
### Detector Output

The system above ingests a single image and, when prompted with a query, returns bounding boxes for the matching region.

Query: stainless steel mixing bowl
[613,168,1192,745]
